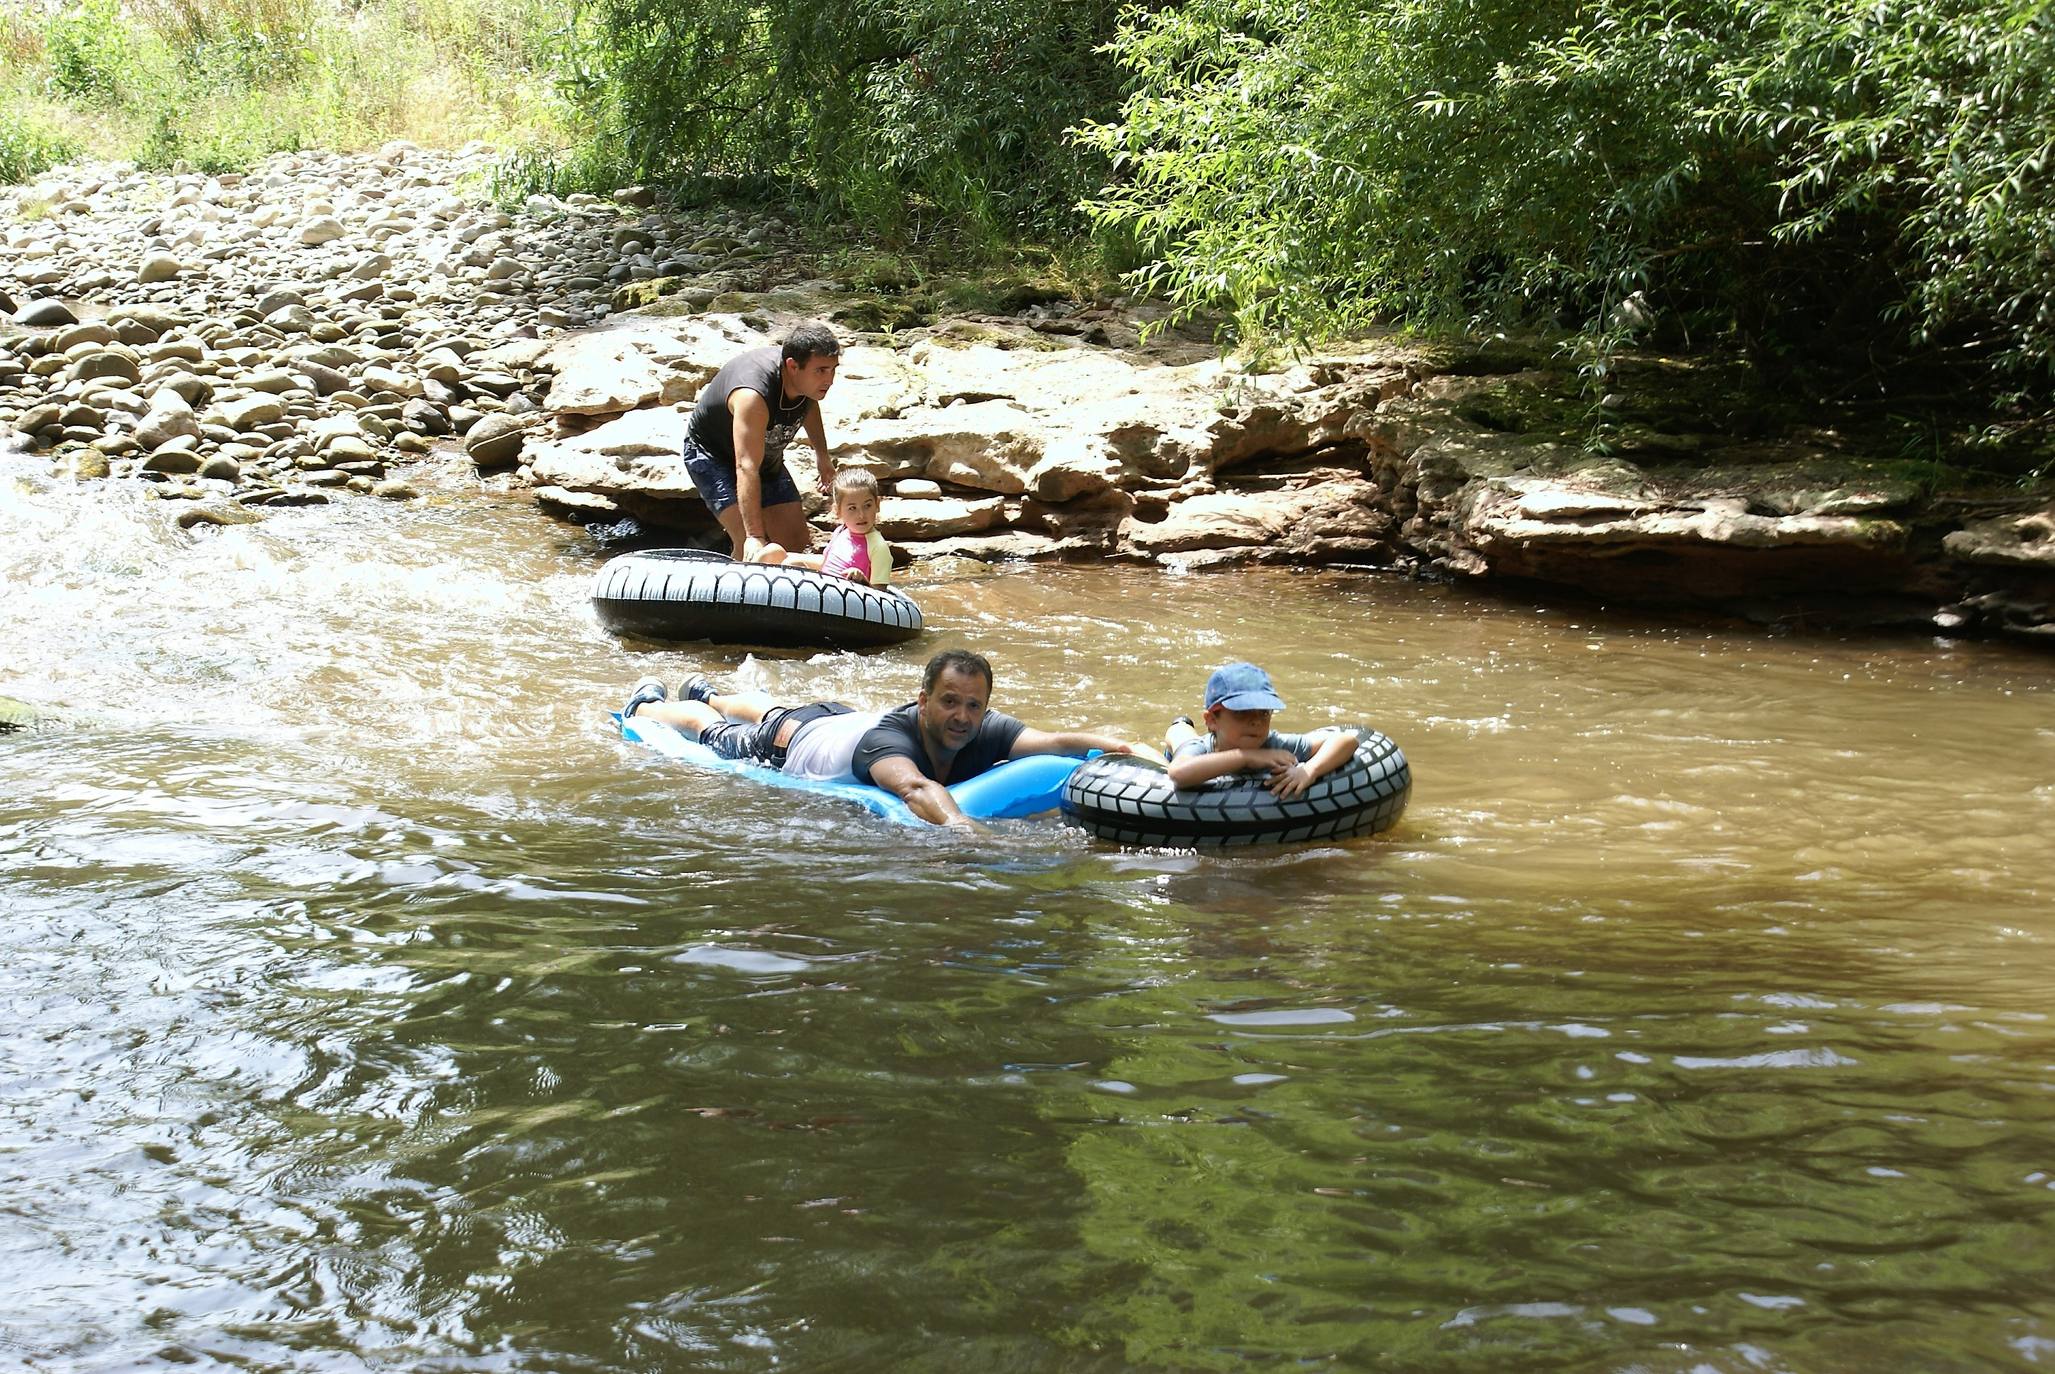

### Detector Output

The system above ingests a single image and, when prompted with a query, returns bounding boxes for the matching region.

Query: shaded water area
[4,455,2053,1372]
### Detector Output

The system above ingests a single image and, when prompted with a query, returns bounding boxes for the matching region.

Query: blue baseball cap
[1204,662,1285,712]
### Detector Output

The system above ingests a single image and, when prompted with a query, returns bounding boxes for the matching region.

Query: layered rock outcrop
[516,305,2053,642]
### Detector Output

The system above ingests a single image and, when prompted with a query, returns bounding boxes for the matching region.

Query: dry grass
[0,0,579,174]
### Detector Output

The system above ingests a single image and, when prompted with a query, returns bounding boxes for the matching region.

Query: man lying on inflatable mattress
[622,648,1157,828]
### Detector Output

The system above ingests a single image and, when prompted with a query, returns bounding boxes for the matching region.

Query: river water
[3,455,2052,1372]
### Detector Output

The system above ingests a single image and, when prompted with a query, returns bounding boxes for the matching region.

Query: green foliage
[43,0,133,103]
[0,110,80,183]
[137,0,318,88]
[489,139,633,206]
[566,0,1127,244]
[1080,0,2055,400]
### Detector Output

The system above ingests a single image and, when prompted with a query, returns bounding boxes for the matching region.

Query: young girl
[761,468,892,585]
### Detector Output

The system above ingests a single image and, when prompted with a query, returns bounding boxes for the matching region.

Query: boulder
[1943,504,2055,570]
[12,299,77,327]
[15,403,63,434]
[361,365,423,398]
[1123,476,1393,562]
[535,485,623,523]
[141,447,205,475]
[464,412,531,469]
[1441,476,1916,599]
[897,530,1084,562]
[175,502,263,529]
[544,337,697,417]
[216,395,286,430]
[524,406,688,492]
[241,369,301,394]
[50,323,118,350]
[296,360,351,397]
[878,495,1007,540]
[70,351,142,385]
[107,304,187,337]
[135,391,200,450]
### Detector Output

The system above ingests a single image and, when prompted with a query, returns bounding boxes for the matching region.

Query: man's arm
[867,753,977,829]
[801,404,833,493]
[1010,727,1163,764]
[728,390,772,556]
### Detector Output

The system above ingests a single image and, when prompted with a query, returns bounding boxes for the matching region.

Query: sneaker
[622,676,668,718]
[677,673,719,705]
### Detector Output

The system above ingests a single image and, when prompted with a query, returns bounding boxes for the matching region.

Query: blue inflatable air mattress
[617,713,1086,824]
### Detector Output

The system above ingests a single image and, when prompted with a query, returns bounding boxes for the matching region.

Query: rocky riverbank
[5,146,2050,642]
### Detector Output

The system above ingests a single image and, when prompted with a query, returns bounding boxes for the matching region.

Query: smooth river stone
[217,396,285,429]
[463,413,526,469]
[15,403,62,433]
[71,352,141,385]
[325,435,378,462]
[13,298,78,327]
[360,365,423,398]
[49,323,118,351]
[175,502,263,528]
[107,305,188,336]
[240,369,302,394]
[141,447,204,475]
[135,395,200,450]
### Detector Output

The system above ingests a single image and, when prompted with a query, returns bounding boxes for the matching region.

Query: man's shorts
[681,436,802,518]
[700,703,853,769]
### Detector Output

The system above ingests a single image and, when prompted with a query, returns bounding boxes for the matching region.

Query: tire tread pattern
[1060,727,1411,847]
[592,548,923,648]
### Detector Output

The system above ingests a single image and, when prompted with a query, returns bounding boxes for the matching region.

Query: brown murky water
[3,455,2052,1371]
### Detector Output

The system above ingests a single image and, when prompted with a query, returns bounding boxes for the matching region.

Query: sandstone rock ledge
[520,306,2054,644]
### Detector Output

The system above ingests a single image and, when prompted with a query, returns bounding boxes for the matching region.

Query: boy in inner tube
[1164,662,1361,797]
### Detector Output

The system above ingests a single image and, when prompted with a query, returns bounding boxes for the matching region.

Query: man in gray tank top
[681,321,840,561]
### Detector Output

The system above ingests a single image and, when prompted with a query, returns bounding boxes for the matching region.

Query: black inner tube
[591,548,923,648]
[1061,728,1411,845]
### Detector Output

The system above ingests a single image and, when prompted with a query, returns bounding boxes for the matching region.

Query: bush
[1079,0,2055,397]
[565,0,1127,245]
[0,110,81,184]
[43,0,135,104]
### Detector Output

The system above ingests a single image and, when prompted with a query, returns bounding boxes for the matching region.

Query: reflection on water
[3,457,2052,1371]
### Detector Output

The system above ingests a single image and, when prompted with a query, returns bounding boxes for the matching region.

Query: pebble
[3,145,804,510]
